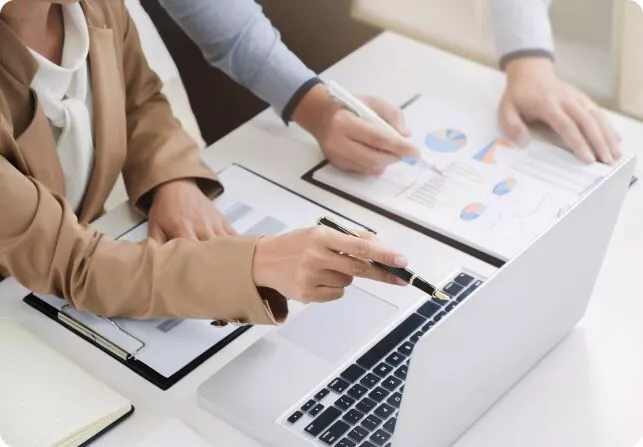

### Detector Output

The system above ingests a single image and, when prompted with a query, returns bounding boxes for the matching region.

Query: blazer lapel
[78,22,127,223]
[15,94,66,196]
[0,20,65,196]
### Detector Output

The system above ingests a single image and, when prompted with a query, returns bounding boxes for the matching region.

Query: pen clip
[327,82,363,118]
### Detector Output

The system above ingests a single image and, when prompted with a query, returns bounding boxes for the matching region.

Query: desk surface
[1,32,643,447]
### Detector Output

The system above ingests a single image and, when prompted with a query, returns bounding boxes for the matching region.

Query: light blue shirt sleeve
[157,0,317,117]
[491,0,554,68]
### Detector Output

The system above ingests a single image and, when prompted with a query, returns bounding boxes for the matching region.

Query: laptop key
[356,313,425,370]
[347,425,369,442]
[442,282,464,297]
[361,442,377,447]
[356,398,376,414]
[385,352,405,366]
[383,417,397,433]
[305,406,342,436]
[398,342,414,356]
[454,273,474,287]
[329,378,350,394]
[373,362,394,378]
[347,384,368,399]
[445,302,458,313]
[457,280,483,303]
[309,403,324,417]
[319,420,350,445]
[387,392,403,408]
[301,399,315,412]
[394,365,408,380]
[416,300,442,319]
[421,320,435,333]
[368,387,390,402]
[335,395,356,411]
[341,364,367,383]
[287,411,303,424]
[342,408,365,424]
[315,388,331,400]
[409,331,423,344]
[374,403,395,420]
[360,373,381,388]
[336,439,356,447]
[381,376,402,391]
[361,414,383,431]
[370,429,392,446]
[433,311,446,323]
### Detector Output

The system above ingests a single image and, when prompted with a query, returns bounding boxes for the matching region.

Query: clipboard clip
[58,305,146,361]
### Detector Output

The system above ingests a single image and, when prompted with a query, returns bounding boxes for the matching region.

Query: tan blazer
[0,1,286,324]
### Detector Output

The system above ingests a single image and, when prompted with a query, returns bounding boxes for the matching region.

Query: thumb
[362,96,411,137]
[499,97,530,146]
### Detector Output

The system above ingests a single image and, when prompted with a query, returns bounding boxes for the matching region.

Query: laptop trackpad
[277,287,398,364]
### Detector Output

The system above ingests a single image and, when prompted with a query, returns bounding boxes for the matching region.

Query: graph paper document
[311,94,613,261]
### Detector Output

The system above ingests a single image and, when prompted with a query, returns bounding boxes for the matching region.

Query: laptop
[198,156,634,447]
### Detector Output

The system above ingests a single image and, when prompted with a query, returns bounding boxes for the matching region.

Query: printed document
[313,94,612,259]
[35,165,361,378]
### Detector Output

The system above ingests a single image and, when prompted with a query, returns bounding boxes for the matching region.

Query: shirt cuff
[499,49,555,71]
[281,77,324,124]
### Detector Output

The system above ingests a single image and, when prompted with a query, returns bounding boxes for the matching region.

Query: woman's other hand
[147,179,236,243]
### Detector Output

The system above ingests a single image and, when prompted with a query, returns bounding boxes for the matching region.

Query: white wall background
[352,0,642,118]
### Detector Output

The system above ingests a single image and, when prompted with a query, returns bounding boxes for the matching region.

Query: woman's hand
[293,84,420,175]
[147,179,236,243]
[252,226,408,303]
[500,57,621,164]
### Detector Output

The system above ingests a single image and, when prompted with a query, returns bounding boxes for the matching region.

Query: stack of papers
[313,94,612,260]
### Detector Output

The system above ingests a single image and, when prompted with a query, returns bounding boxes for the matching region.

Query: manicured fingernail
[396,277,408,286]
[393,255,408,267]
[583,150,595,163]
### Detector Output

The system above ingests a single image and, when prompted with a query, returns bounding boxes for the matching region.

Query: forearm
[491,0,554,69]
[157,0,317,117]
[120,4,219,212]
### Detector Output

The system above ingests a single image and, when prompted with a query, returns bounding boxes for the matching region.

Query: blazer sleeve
[118,5,219,213]
[0,139,287,324]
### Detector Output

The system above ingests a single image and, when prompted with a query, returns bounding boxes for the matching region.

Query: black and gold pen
[317,217,450,302]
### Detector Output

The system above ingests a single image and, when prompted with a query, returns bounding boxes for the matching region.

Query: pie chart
[493,177,517,196]
[425,129,468,153]
[460,202,486,221]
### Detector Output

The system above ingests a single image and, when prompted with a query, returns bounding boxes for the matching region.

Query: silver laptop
[198,156,635,447]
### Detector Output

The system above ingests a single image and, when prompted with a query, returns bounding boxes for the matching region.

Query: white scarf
[28,3,94,212]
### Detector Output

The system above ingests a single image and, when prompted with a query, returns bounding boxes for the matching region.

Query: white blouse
[28,3,94,212]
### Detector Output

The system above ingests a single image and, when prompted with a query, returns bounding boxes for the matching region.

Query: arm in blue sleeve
[157,0,318,118]
[491,0,554,70]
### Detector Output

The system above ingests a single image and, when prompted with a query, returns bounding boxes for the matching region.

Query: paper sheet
[314,95,612,260]
[135,419,212,447]
[36,166,363,378]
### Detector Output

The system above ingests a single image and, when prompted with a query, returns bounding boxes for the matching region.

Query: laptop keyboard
[284,271,484,447]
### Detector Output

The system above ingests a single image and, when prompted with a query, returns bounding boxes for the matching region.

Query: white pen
[327,80,442,174]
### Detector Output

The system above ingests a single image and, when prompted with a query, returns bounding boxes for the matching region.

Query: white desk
[1,32,643,446]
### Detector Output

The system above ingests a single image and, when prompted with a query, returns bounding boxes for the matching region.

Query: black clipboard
[303,163,640,269]
[23,164,373,390]
[23,292,249,391]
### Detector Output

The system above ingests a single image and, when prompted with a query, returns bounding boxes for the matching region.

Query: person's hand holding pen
[292,83,421,175]
[252,226,409,303]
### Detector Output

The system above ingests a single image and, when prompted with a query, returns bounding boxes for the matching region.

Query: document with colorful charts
[312,95,613,261]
